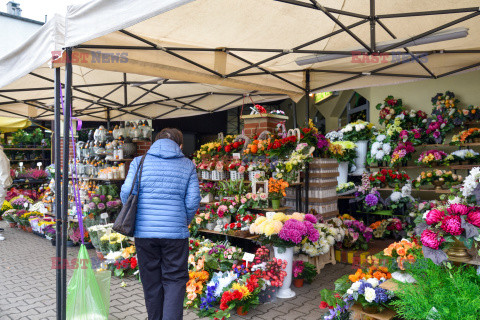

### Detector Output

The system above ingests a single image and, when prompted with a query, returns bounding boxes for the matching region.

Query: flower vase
[337,161,349,185]
[432,180,445,190]
[271,199,281,210]
[352,140,368,176]
[273,246,296,299]
[447,238,472,263]
[221,216,232,225]
[293,278,304,288]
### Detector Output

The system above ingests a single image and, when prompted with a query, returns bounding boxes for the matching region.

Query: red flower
[130,257,138,269]
[369,176,375,181]
[225,145,232,153]
[302,128,311,134]
[232,142,240,149]
[319,301,330,309]
[232,290,243,300]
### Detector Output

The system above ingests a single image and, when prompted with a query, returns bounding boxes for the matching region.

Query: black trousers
[135,238,189,320]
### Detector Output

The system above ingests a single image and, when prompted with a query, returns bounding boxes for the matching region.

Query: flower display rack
[296,246,336,274]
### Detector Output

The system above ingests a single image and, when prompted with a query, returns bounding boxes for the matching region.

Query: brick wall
[134,140,152,156]
[57,138,75,168]
[241,114,289,138]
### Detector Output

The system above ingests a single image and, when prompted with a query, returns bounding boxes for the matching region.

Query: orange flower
[396,247,406,257]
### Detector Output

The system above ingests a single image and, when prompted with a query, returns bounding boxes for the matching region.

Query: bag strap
[128,154,147,196]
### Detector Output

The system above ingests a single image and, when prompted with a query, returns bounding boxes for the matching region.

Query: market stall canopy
[0,116,31,133]
[1,0,480,116]
[0,63,287,120]
[61,0,480,95]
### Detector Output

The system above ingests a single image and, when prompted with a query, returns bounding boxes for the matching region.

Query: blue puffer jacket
[120,139,200,239]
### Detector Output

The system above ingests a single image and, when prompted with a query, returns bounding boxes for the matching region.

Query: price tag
[19,195,24,198]
[100,212,109,219]
[232,153,241,160]
[40,207,48,214]
[242,252,255,262]
[23,202,29,208]
[19,162,23,167]
[37,162,43,167]
[105,229,111,236]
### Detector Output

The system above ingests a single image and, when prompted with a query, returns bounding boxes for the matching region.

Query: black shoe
[0,228,4,232]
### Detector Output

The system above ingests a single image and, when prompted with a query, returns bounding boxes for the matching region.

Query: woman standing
[120,128,200,320]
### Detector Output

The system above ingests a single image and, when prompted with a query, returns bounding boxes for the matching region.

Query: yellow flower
[272,212,286,222]
[232,283,251,300]
[291,212,304,222]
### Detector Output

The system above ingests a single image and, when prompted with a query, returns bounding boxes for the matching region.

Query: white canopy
[1,0,480,119]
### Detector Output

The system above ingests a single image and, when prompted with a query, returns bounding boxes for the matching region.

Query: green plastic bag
[66,244,110,320]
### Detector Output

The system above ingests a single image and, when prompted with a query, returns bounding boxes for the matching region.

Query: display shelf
[251,206,291,212]
[350,304,396,320]
[376,187,456,194]
[105,158,133,162]
[69,176,124,182]
[370,164,478,170]
[337,195,355,199]
[303,196,337,204]
[10,159,49,162]
[198,228,259,240]
[3,147,49,151]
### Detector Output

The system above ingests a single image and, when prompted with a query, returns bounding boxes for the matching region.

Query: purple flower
[374,287,389,303]
[304,221,320,242]
[304,214,317,224]
[365,194,378,207]
[88,202,96,209]
[278,219,307,244]
[358,281,372,295]
[97,203,106,210]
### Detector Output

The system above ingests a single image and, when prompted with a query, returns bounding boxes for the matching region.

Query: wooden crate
[351,304,396,320]
[296,247,336,274]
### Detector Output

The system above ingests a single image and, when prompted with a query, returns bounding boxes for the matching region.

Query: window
[339,92,369,127]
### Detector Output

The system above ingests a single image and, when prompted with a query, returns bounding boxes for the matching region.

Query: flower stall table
[198,228,259,241]
[296,246,336,275]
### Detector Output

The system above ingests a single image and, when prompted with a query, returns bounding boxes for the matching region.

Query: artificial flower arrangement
[325,129,343,142]
[461,105,480,121]
[250,212,320,249]
[336,182,355,194]
[451,128,480,145]
[99,231,129,254]
[416,203,480,264]
[86,193,121,218]
[445,149,480,164]
[376,96,404,126]
[16,168,48,180]
[243,138,269,157]
[340,218,374,251]
[216,272,263,317]
[263,134,300,158]
[370,218,404,240]
[369,169,409,188]
[385,117,403,141]
[274,143,314,183]
[401,128,425,146]
[425,115,450,144]
[379,240,422,272]
[431,91,464,127]
[295,215,345,257]
[461,167,480,201]
[385,183,414,215]
[292,260,317,286]
[390,142,415,166]
[414,169,462,189]
[268,178,289,207]
[200,181,218,199]
[340,120,375,142]
[368,134,392,166]
[9,196,34,210]
[329,141,357,165]
[416,150,448,167]
[400,109,428,129]
[355,173,383,213]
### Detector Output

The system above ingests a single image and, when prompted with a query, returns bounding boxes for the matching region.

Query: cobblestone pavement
[0,221,352,320]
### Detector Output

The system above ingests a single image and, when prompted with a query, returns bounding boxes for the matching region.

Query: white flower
[390,191,402,203]
[377,134,386,142]
[375,150,386,160]
[347,289,354,295]
[385,114,392,120]
[401,183,412,197]
[371,142,381,154]
[351,281,362,291]
[364,287,377,303]
[440,123,446,129]
[367,278,379,288]
[327,235,335,246]
[448,196,462,205]
[382,143,392,154]
[355,124,363,132]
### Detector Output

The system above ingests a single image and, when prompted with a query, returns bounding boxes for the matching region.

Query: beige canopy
[1,0,480,120]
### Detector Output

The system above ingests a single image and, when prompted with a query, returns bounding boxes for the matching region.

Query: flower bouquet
[416,150,448,167]
[339,218,373,251]
[369,169,409,188]
[336,182,355,195]
[376,96,404,126]
[414,169,462,190]
[368,134,391,166]
[329,141,357,165]
[461,105,480,121]
[461,167,480,202]
[297,217,345,257]
[416,203,480,264]
[370,218,404,240]
[274,143,313,183]
[390,142,415,166]
[216,273,263,317]
[380,240,422,273]
[451,128,480,145]
[325,130,343,142]
[268,178,289,209]
[425,115,451,144]
[446,149,479,164]
[340,120,374,142]
[344,277,394,313]
[431,91,464,127]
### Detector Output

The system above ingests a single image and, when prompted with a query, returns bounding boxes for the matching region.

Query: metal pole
[106,108,111,130]
[305,69,310,125]
[370,0,376,52]
[292,102,298,129]
[53,67,62,320]
[61,47,73,320]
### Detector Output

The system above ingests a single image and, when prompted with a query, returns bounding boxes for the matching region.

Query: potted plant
[268,177,288,210]
[292,260,317,287]
[330,141,357,185]
[339,120,374,175]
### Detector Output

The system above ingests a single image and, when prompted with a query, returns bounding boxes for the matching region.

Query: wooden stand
[351,304,396,320]
[296,247,336,274]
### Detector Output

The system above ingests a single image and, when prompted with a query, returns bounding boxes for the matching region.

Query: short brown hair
[155,128,183,146]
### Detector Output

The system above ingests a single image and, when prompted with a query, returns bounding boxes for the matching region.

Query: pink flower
[447,204,470,216]
[241,198,247,204]
[421,229,445,249]
[441,215,464,235]
[304,214,317,224]
[467,211,480,227]
[425,209,445,225]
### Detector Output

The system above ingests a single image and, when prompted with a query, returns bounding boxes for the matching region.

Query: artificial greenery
[391,259,480,320]
[301,262,317,284]
[218,180,251,197]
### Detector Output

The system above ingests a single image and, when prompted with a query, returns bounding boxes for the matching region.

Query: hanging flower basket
[201,170,212,180]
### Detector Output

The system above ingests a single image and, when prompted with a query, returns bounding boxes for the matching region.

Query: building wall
[0,14,42,55]
[313,69,480,131]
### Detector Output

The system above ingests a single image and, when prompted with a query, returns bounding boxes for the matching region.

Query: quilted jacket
[120,138,200,239]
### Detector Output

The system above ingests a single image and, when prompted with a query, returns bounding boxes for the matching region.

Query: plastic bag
[66,244,110,320]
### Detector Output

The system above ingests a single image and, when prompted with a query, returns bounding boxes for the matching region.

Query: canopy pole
[305,69,310,126]
[106,108,111,130]
[370,0,376,52]
[61,47,73,320]
[53,67,62,320]
[292,102,297,129]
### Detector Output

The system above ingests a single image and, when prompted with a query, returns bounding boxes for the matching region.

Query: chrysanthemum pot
[237,306,248,316]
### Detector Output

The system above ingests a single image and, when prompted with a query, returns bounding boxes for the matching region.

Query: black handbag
[113,154,146,237]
